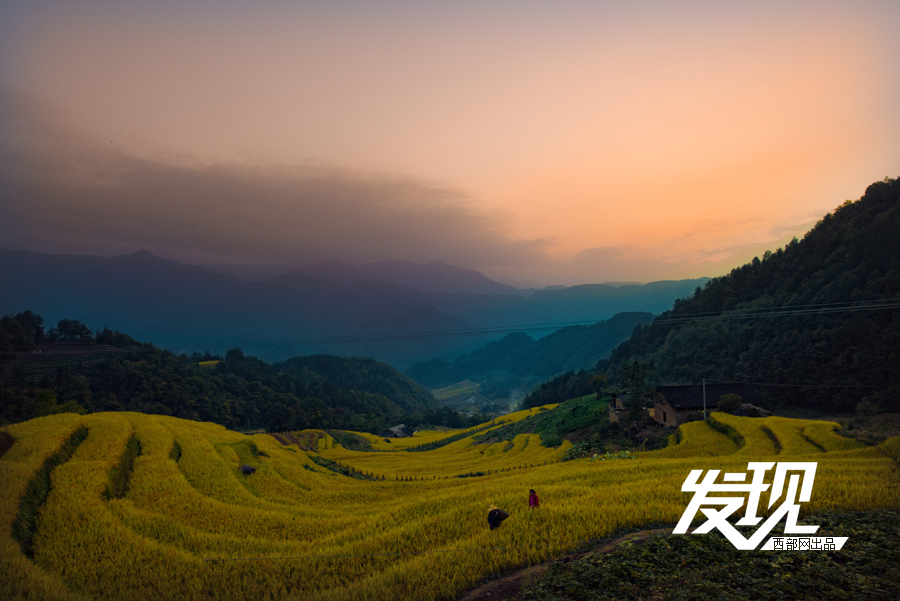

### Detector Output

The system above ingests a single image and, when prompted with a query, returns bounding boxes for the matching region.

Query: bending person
[487,504,510,530]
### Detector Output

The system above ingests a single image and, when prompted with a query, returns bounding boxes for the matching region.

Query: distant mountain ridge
[297,259,523,296]
[208,258,525,295]
[0,248,476,366]
[1,248,707,367]
[406,312,655,399]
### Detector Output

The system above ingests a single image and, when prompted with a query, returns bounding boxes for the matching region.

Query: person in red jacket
[529,489,540,509]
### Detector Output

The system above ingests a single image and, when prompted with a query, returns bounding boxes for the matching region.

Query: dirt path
[455,528,674,601]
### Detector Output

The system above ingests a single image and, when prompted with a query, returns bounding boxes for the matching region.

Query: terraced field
[1,409,897,600]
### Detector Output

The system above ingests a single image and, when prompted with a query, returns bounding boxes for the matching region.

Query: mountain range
[1,248,707,368]
[212,259,526,295]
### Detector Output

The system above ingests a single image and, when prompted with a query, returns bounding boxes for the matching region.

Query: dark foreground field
[504,510,899,601]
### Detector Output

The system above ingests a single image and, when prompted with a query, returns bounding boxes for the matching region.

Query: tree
[266,403,292,433]
[717,393,742,414]
[590,374,608,399]
[48,319,94,343]
[25,389,86,418]
[0,311,46,351]
[15,311,44,344]
[618,361,654,423]
[618,360,654,398]
[96,328,141,348]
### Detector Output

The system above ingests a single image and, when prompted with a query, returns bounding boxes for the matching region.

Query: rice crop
[1,408,896,601]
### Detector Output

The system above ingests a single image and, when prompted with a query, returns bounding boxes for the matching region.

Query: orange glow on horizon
[1,1,897,284]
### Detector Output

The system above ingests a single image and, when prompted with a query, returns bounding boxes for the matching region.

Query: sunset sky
[1,0,898,286]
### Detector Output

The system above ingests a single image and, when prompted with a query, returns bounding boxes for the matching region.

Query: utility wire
[200,297,900,348]
[705,379,900,389]
[75,296,900,351]
[3,296,899,359]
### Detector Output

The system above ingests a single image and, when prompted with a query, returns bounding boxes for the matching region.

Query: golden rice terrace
[1,408,897,600]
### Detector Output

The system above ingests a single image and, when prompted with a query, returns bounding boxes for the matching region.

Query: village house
[607,393,629,423]
[654,383,756,427]
[381,424,414,438]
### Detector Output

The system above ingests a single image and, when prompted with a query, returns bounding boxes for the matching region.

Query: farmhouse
[654,383,757,427]
[607,393,629,423]
[382,424,414,438]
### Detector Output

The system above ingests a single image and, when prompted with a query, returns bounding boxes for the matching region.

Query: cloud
[765,210,828,240]
[567,246,717,283]
[0,93,549,271]
[0,87,829,287]
[498,231,812,286]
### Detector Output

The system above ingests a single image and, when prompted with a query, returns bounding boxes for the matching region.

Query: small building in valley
[382,424,414,438]
[654,383,757,427]
[607,394,629,423]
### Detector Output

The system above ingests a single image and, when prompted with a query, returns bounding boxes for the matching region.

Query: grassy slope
[471,395,609,448]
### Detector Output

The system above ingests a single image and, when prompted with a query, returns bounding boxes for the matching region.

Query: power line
[3,296,899,357]
[706,379,900,389]
[652,299,900,325]
[159,296,900,350]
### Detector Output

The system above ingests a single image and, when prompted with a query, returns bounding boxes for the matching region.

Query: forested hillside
[592,177,900,412]
[0,312,445,432]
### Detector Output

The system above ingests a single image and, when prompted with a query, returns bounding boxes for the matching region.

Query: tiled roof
[656,383,757,409]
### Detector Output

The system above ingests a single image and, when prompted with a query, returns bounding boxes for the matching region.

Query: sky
[1,0,898,287]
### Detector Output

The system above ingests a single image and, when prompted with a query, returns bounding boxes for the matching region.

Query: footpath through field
[456,527,674,601]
